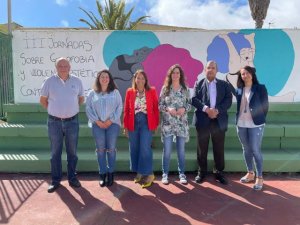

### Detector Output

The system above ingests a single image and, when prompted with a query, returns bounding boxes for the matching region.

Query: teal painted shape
[240,29,295,96]
[103,31,160,67]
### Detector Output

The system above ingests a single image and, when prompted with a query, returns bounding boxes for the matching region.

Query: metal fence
[0,32,14,118]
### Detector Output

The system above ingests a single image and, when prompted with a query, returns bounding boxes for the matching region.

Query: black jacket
[236,84,269,125]
[192,78,232,131]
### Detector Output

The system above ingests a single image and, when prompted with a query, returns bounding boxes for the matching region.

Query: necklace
[137,89,144,98]
[243,100,247,113]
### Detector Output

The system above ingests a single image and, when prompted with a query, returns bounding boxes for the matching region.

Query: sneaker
[179,174,188,184]
[161,174,169,185]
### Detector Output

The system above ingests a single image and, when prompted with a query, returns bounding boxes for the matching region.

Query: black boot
[99,174,106,187]
[107,172,114,186]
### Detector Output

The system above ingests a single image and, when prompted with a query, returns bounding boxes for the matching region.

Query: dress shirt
[202,79,217,112]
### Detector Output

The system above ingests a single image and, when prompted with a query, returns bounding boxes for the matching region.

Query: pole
[7,0,12,35]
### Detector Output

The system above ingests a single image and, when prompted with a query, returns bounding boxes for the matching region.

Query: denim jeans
[162,135,185,175]
[128,112,153,175]
[92,123,120,174]
[237,125,265,177]
[47,115,79,184]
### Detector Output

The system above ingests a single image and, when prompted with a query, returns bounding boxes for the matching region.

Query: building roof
[0,22,22,34]
[0,22,203,32]
[135,23,205,31]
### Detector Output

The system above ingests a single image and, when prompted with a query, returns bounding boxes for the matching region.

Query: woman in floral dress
[159,64,191,185]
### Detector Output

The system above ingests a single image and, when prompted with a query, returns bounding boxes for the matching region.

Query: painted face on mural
[99,72,110,88]
[171,68,181,83]
[240,48,255,64]
[56,59,70,79]
[240,68,253,84]
[135,73,146,90]
[205,61,217,82]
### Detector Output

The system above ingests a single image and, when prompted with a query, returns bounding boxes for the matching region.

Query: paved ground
[0,172,299,225]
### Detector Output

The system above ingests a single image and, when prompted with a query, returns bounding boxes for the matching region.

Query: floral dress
[159,86,191,142]
[134,91,147,114]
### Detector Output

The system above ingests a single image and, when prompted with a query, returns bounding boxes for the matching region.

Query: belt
[48,114,77,121]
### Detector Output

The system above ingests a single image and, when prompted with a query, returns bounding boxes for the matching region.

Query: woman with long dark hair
[86,69,122,187]
[159,64,191,185]
[235,66,269,190]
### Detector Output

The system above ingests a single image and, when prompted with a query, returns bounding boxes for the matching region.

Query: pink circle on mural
[142,44,204,93]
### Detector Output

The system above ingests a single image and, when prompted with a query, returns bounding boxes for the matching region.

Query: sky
[1,0,300,29]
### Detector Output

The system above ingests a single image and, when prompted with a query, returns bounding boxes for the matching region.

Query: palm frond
[129,16,150,30]
[79,0,148,30]
[79,19,97,30]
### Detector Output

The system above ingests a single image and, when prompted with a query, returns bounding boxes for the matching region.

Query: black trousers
[196,119,225,174]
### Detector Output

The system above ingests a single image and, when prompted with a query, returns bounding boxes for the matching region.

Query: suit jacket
[236,84,269,125]
[123,87,159,131]
[192,78,232,131]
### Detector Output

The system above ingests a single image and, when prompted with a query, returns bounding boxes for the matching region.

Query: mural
[207,30,295,101]
[103,30,160,67]
[142,44,203,95]
[12,29,299,103]
[104,31,203,98]
[108,46,153,99]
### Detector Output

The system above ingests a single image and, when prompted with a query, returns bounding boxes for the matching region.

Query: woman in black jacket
[235,66,269,190]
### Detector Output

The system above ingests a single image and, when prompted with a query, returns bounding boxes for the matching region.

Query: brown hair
[131,70,151,91]
[236,66,259,88]
[94,69,118,93]
[163,64,187,96]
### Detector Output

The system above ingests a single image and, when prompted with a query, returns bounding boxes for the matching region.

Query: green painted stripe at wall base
[0,149,299,173]
[1,103,300,173]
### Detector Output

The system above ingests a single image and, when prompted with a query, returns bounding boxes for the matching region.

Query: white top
[40,74,84,118]
[237,86,260,128]
[85,89,123,127]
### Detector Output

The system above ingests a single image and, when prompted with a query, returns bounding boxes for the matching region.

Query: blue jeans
[92,123,120,174]
[237,125,265,177]
[47,115,79,184]
[162,135,185,175]
[128,112,153,175]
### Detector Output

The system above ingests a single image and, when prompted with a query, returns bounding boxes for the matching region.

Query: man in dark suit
[191,61,232,185]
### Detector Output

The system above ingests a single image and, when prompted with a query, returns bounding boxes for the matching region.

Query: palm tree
[248,0,270,28]
[79,0,149,30]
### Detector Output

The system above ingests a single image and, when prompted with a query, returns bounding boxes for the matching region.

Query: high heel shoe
[240,172,255,183]
[253,177,263,190]
[134,173,142,183]
[141,174,155,188]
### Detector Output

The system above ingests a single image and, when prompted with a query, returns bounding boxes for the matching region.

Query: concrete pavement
[0,173,299,225]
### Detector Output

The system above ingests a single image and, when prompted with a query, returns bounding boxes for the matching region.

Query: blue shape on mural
[207,32,252,73]
[227,32,251,53]
[207,37,229,73]
[103,31,160,67]
[241,29,295,96]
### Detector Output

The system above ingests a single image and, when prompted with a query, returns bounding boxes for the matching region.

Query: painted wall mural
[12,29,299,103]
[207,30,296,101]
